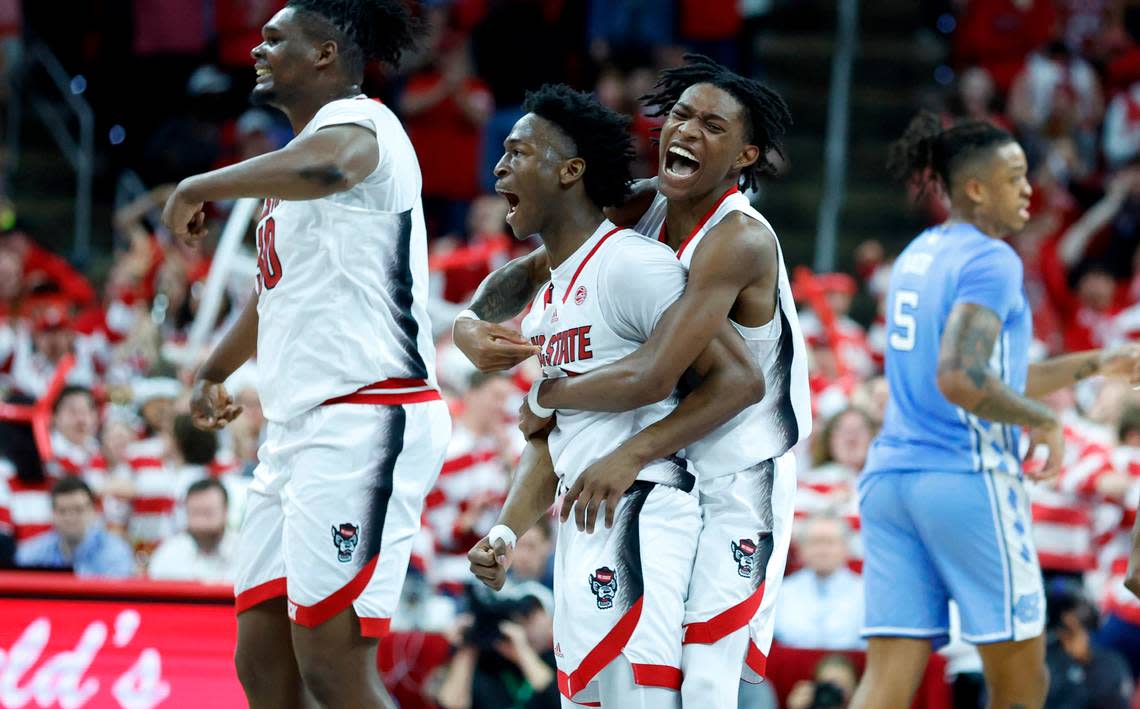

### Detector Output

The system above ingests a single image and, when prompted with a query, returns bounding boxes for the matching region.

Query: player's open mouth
[498,190,521,218]
[255,65,272,84]
[665,145,700,178]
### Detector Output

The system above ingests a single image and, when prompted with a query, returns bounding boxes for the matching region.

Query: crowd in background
[3,1,1140,707]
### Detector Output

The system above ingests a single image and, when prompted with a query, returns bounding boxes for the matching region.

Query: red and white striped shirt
[1097,446,1140,624]
[795,462,863,567]
[422,424,511,592]
[46,431,109,493]
[0,459,53,543]
[1029,423,1116,572]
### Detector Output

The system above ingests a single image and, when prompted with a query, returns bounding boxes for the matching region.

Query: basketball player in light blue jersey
[851,113,1140,709]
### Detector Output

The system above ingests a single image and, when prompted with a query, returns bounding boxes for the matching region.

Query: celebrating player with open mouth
[465,83,765,707]
[162,2,449,708]
[459,55,810,707]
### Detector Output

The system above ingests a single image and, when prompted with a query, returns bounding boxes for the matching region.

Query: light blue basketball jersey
[864,222,1032,477]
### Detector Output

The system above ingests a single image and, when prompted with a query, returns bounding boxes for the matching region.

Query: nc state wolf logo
[589,567,618,609]
[732,538,758,578]
[332,523,360,563]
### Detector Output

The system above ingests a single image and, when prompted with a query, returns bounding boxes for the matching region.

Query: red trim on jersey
[630,664,683,689]
[745,640,767,678]
[556,596,643,699]
[562,227,623,303]
[658,186,740,260]
[543,283,554,307]
[323,390,442,406]
[289,556,379,628]
[322,378,440,406]
[358,617,392,638]
[235,577,287,614]
[682,581,766,644]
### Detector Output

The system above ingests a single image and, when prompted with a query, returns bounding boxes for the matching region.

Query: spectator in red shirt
[0,231,96,311]
[401,36,494,239]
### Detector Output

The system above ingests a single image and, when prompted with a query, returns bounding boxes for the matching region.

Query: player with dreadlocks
[848,113,1140,709]
[466,82,766,708]
[162,3,448,708]
[457,54,811,707]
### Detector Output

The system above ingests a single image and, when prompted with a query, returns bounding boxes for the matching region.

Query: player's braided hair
[640,53,793,191]
[887,110,1014,195]
[523,84,635,209]
[286,0,423,75]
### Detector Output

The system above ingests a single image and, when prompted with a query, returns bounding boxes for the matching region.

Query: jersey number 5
[888,290,919,351]
[257,217,282,290]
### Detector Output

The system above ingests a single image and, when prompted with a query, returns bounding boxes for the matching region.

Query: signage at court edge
[0,599,243,708]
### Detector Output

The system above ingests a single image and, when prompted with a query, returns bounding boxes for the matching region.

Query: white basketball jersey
[635,187,812,476]
[520,220,689,489]
[254,96,438,423]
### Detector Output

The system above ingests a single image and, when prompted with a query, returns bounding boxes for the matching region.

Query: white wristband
[488,524,517,551]
[527,379,556,418]
[454,309,479,323]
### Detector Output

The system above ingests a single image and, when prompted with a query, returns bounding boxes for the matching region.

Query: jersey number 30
[257,217,283,290]
[888,290,919,351]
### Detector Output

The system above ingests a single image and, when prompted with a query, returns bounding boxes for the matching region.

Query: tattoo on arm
[938,303,1055,428]
[469,257,542,322]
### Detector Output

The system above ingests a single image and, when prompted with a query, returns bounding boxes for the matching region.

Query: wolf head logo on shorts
[732,538,758,578]
[589,566,618,609]
[332,523,360,563]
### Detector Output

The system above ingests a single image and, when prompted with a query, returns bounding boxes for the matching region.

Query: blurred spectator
[1099,405,1140,677]
[1008,41,1103,180]
[799,273,876,380]
[0,230,96,311]
[148,478,236,582]
[1028,387,1113,581]
[784,653,861,709]
[214,0,284,69]
[774,515,864,650]
[951,66,1008,127]
[424,371,516,595]
[508,518,554,590]
[47,386,107,485]
[1103,80,1140,168]
[402,36,494,239]
[1045,580,1132,709]
[797,408,875,564]
[1039,169,1140,352]
[8,301,102,398]
[433,582,559,709]
[15,476,134,577]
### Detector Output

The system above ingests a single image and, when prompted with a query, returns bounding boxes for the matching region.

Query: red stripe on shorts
[289,556,379,628]
[556,596,643,699]
[630,663,682,689]
[745,640,767,678]
[358,617,392,638]
[682,581,765,645]
[235,577,287,614]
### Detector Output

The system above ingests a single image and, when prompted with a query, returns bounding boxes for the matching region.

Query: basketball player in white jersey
[467,84,766,708]
[458,55,809,707]
[161,3,446,708]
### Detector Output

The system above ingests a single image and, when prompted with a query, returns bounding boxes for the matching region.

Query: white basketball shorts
[553,472,700,704]
[683,450,797,683]
[233,398,450,637]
